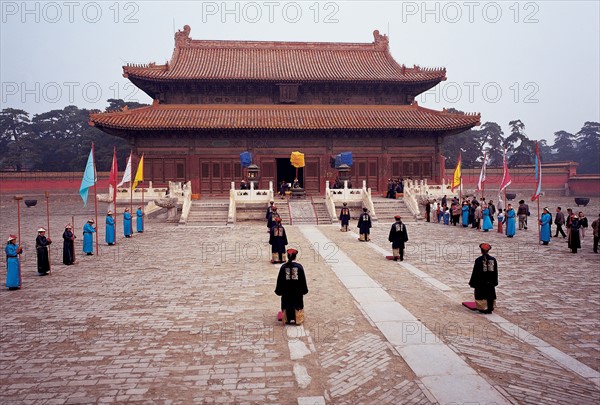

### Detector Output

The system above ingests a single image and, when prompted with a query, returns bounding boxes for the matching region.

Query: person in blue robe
[269,217,288,263]
[539,207,552,245]
[62,224,75,265]
[482,206,493,232]
[105,212,115,245]
[443,207,450,225]
[36,227,52,276]
[461,202,470,227]
[339,202,351,232]
[136,207,144,233]
[123,208,133,238]
[83,219,96,255]
[5,235,22,289]
[504,204,516,237]
[357,208,372,241]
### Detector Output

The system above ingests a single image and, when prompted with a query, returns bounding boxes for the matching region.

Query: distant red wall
[567,175,600,197]
[0,172,112,193]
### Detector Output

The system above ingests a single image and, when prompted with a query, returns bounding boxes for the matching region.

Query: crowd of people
[5,206,145,290]
[6,195,598,325]
[423,195,599,254]
[385,178,404,199]
[265,201,309,325]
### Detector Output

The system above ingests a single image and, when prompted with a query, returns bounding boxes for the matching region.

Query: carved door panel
[304,158,320,193]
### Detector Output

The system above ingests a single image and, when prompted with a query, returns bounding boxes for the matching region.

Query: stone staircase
[235,202,291,225]
[288,201,317,225]
[186,200,230,225]
[371,197,417,222]
[311,198,333,225]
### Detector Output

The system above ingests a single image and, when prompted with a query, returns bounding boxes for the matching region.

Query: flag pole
[114,186,117,245]
[72,215,76,264]
[14,195,23,288]
[141,181,145,231]
[92,143,99,256]
[537,197,541,245]
[45,191,52,275]
[113,147,118,245]
[482,176,485,201]
[129,151,133,216]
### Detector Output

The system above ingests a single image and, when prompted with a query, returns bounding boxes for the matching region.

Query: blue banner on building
[240,151,252,168]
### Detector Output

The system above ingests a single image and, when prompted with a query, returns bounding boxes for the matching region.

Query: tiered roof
[90,102,480,132]
[123,26,446,85]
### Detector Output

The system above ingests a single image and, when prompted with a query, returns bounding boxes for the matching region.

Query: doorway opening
[276,158,303,189]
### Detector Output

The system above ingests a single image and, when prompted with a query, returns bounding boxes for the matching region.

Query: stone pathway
[0,194,599,404]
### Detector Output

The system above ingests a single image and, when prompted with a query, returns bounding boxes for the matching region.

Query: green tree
[538,139,553,162]
[479,121,504,167]
[105,98,149,111]
[552,130,577,162]
[505,119,534,166]
[0,108,38,171]
[575,122,600,174]
[442,108,486,169]
[442,128,486,169]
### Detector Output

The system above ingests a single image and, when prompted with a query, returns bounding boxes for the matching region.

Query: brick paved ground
[1,193,599,404]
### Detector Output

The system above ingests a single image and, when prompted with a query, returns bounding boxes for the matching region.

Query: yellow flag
[451,153,461,192]
[132,154,144,189]
[290,151,305,168]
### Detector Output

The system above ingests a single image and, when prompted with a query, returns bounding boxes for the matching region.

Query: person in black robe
[267,206,281,232]
[269,217,288,264]
[36,227,52,276]
[388,215,409,261]
[266,201,275,231]
[425,201,431,222]
[279,181,287,198]
[275,248,308,325]
[357,208,372,241]
[62,224,75,265]
[568,214,581,253]
[339,202,351,232]
[386,179,395,199]
[469,243,498,314]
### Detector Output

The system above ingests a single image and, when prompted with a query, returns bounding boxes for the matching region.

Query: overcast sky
[1,1,599,142]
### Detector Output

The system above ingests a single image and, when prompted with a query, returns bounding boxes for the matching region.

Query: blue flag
[240,151,252,168]
[79,148,96,206]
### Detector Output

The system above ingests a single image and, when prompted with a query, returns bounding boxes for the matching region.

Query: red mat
[462,301,477,310]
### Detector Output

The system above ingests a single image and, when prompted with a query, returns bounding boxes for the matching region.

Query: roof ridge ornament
[175,24,191,48]
[372,30,389,50]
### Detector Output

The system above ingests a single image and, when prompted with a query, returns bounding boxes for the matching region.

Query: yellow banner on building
[290,151,305,168]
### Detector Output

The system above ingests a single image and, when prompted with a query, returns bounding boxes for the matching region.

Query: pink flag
[499,148,512,192]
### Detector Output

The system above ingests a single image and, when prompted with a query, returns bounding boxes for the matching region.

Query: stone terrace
[0,193,598,404]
